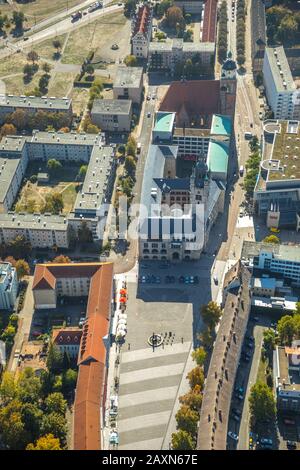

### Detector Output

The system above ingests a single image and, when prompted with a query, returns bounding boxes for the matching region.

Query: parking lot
[30,297,87,340]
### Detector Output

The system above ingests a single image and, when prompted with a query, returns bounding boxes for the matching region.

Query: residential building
[254,120,300,229]
[91,99,132,132]
[148,39,215,75]
[0,261,18,309]
[131,3,152,58]
[113,66,143,105]
[274,345,300,413]
[174,0,203,15]
[32,261,114,449]
[250,0,266,78]
[242,240,300,286]
[263,46,300,120]
[197,262,252,449]
[0,94,73,124]
[0,131,116,247]
[201,0,218,43]
[52,328,82,359]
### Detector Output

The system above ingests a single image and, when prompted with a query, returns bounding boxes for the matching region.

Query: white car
[228,431,239,441]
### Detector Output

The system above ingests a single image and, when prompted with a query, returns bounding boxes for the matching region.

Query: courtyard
[14,161,82,215]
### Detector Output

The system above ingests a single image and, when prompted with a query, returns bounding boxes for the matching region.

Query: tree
[249,381,276,427]
[47,159,62,176]
[47,343,64,373]
[191,347,206,367]
[124,54,137,67]
[175,405,199,437]
[179,385,202,411]
[41,412,67,446]
[39,74,50,94]
[0,123,17,137]
[9,109,27,130]
[0,399,29,449]
[45,392,67,415]
[86,123,100,134]
[52,255,71,264]
[21,402,43,442]
[53,39,62,56]
[62,369,78,394]
[187,366,204,390]
[201,301,222,330]
[15,259,30,280]
[263,328,276,359]
[126,134,137,156]
[0,371,18,405]
[17,368,41,404]
[23,63,35,78]
[42,63,51,74]
[12,11,25,31]
[156,0,173,18]
[26,434,62,450]
[78,165,87,180]
[124,0,138,18]
[41,192,63,214]
[166,6,184,29]
[7,235,32,259]
[263,235,280,244]
[171,429,194,450]
[125,156,136,175]
[27,51,39,65]
[277,315,296,345]
[78,221,93,244]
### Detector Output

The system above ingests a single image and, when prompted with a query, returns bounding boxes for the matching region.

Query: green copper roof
[154,112,175,133]
[211,114,232,136]
[207,141,229,176]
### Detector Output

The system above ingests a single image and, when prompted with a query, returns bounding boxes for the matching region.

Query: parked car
[232,407,242,416]
[260,438,273,447]
[284,418,296,425]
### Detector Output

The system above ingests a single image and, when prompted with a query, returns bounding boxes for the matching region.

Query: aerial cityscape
[0,0,300,455]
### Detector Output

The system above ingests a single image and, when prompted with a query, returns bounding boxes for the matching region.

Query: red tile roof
[159,80,221,127]
[202,0,218,43]
[33,261,114,451]
[133,4,151,37]
[52,328,82,346]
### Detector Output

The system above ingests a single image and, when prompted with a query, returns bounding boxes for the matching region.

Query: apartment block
[0,261,18,309]
[263,46,300,120]
[0,94,72,124]
[113,66,143,105]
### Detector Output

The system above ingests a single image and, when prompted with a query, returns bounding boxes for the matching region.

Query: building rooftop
[202,0,218,42]
[149,39,215,53]
[52,328,82,346]
[207,140,229,175]
[0,94,72,110]
[91,99,132,115]
[265,46,295,93]
[173,127,211,137]
[0,156,22,204]
[242,240,300,263]
[211,114,232,136]
[114,66,143,89]
[74,145,115,213]
[154,111,176,134]
[0,212,68,232]
[276,346,300,392]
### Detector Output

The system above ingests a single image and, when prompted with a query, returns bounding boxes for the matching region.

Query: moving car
[287,440,297,450]
[228,431,239,441]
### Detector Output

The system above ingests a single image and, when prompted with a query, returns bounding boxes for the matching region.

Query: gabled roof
[52,328,82,346]
[32,265,56,290]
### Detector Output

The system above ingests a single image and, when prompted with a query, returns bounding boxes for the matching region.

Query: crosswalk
[118,342,191,450]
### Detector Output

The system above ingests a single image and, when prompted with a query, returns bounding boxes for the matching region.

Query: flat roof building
[274,345,300,413]
[91,99,132,132]
[0,94,72,123]
[113,66,143,104]
[263,46,300,121]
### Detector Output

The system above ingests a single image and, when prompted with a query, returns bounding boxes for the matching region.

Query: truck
[71,11,82,21]
[239,165,244,176]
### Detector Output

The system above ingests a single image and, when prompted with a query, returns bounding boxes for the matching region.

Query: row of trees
[218,1,228,63]
[5,108,71,132]
[0,235,32,260]
[172,301,223,449]
[236,0,246,66]
[243,135,260,198]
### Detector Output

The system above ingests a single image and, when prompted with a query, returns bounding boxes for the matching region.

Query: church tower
[190,160,210,208]
[220,52,237,116]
